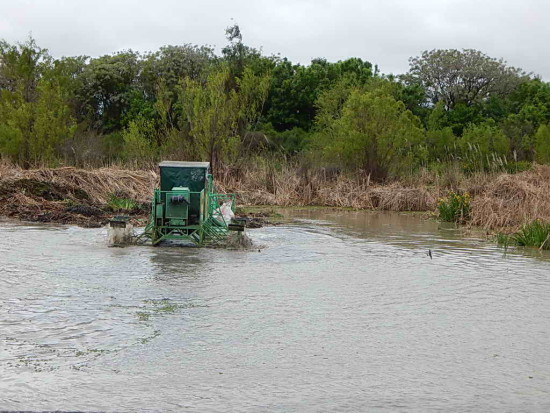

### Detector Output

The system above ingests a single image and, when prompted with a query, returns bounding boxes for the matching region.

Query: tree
[315,88,426,179]
[510,79,550,127]
[30,78,77,163]
[139,44,215,129]
[0,38,76,165]
[0,37,50,163]
[500,114,534,161]
[426,127,456,162]
[122,117,157,163]
[407,49,526,109]
[179,65,270,172]
[0,37,49,101]
[535,124,550,164]
[180,68,239,172]
[76,51,140,132]
[264,57,374,132]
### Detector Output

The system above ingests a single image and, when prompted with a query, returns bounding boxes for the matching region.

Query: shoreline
[1,164,550,232]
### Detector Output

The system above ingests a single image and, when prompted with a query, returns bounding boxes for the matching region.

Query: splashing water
[224,231,254,249]
[107,223,134,246]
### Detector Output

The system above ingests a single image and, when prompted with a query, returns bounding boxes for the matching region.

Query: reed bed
[1,160,550,231]
[469,165,550,230]
[0,162,157,203]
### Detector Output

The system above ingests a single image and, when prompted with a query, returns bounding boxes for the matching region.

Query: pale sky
[0,0,548,78]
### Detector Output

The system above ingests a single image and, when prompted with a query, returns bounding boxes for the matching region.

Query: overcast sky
[0,0,548,78]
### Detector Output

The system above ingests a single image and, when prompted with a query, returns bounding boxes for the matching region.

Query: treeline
[1,26,550,180]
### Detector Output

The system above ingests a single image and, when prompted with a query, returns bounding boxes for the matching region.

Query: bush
[438,191,471,222]
[504,161,533,174]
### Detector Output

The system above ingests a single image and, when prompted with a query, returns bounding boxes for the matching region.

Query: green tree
[0,38,76,165]
[426,127,456,162]
[264,57,374,132]
[315,89,426,179]
[180,68,239,171]
[30,79,77,163]
[179,65,270,172]
[76,51,140,132]
[0,37,50,163]
[535,124,550,164]
[0,123,23,159]
[122,117,157,162]
[500,114,534,161]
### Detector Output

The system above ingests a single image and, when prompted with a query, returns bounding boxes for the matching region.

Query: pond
[1,210,549,411]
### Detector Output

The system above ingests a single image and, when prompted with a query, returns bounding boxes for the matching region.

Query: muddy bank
[1,163,550,230]
[0,166,280,228]
[0,177,150,227]
[0,166,155,227]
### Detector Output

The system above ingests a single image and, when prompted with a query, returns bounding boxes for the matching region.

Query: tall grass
[2,159,550,233]
[497,220,550,250]
[512,220,550,249]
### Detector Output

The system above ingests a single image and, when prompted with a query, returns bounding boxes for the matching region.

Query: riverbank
[1,162,549,231]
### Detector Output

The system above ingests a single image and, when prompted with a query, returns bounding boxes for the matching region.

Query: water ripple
[0,214,549,411]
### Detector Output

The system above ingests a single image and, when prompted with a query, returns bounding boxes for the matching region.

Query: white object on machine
[213,201,235,224]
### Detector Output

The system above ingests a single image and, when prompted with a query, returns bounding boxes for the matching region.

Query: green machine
[140,161,244,246]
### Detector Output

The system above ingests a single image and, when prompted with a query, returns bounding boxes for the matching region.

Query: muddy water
[1,210,550,412]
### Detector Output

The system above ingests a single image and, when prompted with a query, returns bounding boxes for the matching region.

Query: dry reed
[1,160,550,230]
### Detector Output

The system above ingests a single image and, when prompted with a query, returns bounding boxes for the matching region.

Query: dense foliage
[1,27,550,179]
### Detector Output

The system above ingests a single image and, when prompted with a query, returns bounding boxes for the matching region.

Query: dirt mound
[0,178,90,202]
[65,204,105,217]
[0,164,155,226]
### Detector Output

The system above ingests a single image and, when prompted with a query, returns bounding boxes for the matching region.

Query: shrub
[438,191,471,222]
[504,161,533,174]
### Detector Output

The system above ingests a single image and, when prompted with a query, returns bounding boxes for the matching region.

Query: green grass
[108,194,137,212]
[437,192,471,223]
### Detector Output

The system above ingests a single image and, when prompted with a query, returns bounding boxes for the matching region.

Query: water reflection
[149,247,207,281]
[282,207,550,263]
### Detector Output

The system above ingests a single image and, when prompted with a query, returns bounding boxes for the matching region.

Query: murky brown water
[1,210,550,412]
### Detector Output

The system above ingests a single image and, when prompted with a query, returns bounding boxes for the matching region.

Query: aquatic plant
[496,220,550,250]
[108,194,137,212]
[512,220,550,249]
[495,232,511,249]
[437,191,471,223]
[136,311,150,321]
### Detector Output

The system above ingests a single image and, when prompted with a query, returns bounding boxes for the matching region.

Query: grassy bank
[1,161,550,231]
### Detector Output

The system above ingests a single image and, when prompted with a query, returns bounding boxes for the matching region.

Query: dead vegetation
[1,161,549,231]
[469,165,550,230]
[216,164,439,211]
[0,163,156,226]
[218,162,550,231]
